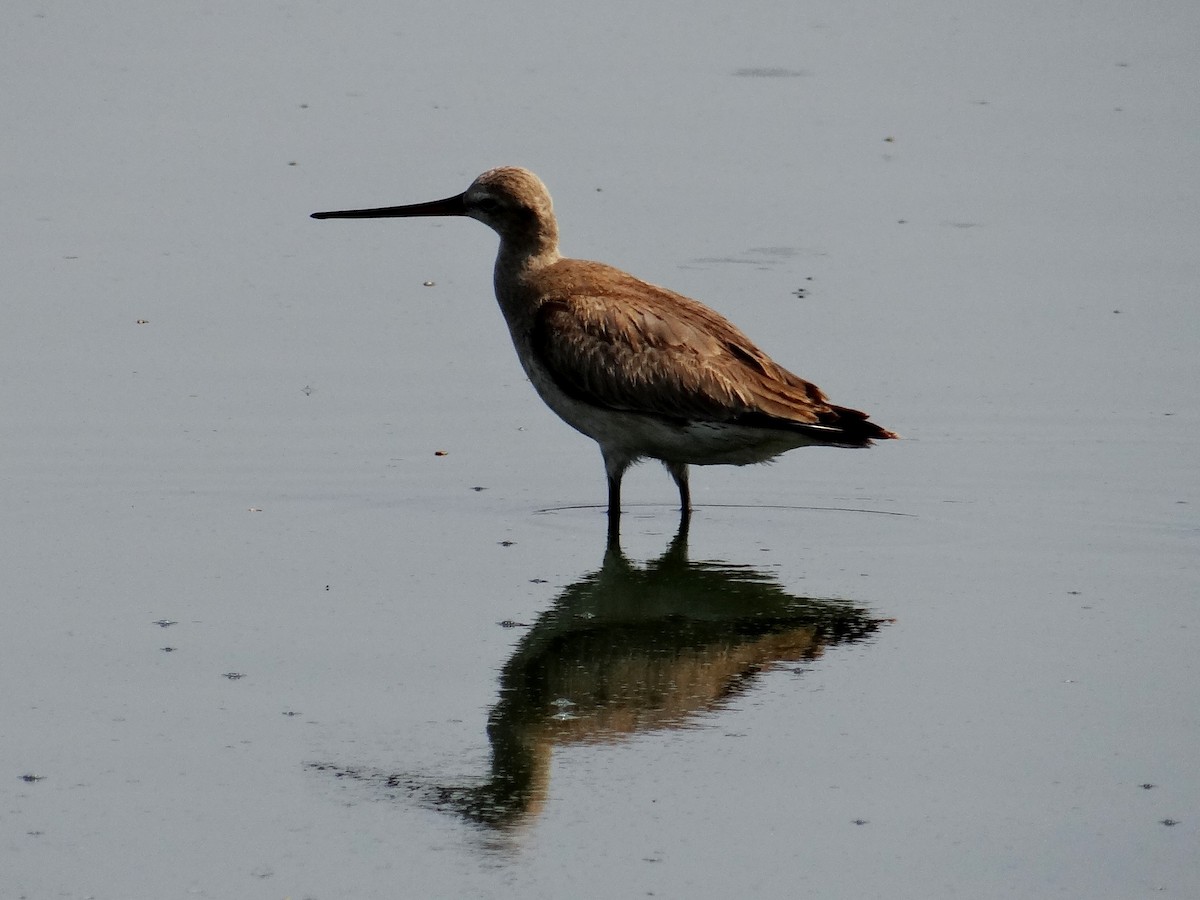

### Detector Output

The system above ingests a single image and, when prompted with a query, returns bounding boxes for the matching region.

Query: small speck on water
[1160,818,1180,826]
[222,672,245,680]
[19,774,45,783]
[153,620,177,628]
[423,280,435,287]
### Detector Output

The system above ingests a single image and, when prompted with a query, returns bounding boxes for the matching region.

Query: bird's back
[514,258,894,449]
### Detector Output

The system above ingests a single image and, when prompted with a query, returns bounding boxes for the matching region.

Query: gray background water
[4,1,1197,897]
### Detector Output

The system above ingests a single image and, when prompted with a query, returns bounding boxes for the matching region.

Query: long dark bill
[311,193,467,220]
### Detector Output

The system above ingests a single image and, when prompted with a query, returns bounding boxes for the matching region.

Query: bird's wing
[529,268,838,428]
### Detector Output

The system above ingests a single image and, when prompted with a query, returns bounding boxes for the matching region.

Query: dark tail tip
[824,405,899,445]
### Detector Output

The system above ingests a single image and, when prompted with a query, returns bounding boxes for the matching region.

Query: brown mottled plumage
[313,167,896,536]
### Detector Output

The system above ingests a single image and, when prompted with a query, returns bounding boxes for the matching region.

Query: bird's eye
[475,197,501,212]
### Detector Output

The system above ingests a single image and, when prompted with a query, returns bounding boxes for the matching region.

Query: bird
[312,167,896,537]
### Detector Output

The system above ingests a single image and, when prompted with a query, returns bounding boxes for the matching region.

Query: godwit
[312,167,896,536]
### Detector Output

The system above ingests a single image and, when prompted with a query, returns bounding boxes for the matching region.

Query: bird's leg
[664,461,692,522]
[606,473,622,544]
[602,450,629,542]
[604,480,624,549]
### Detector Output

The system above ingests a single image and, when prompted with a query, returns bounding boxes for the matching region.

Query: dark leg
[664,462,691,520]
[606,473,622,546]
[602,450,629,543]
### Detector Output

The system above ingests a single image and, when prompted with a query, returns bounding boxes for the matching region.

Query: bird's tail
[818,404,899,446]
[733,404,897,448]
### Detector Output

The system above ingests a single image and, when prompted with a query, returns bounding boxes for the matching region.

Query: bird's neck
[491,217,562,328]
[492,244,561,332]
[495,231,561,280]
[497,210,559,260]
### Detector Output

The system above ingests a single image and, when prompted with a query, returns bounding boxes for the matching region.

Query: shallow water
[3,2,1198,898]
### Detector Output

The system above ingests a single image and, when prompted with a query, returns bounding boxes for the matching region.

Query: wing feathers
[528,264,894,446]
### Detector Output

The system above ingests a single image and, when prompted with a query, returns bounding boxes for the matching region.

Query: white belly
[519,352,817,467]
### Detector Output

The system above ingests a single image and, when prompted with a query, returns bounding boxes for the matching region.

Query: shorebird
[312,167,896,536]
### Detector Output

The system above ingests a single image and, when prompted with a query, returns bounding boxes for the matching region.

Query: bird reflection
[428,522,885,829]
[310,522,887,831]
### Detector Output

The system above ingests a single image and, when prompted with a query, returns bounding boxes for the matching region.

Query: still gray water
[3,2,1197,898]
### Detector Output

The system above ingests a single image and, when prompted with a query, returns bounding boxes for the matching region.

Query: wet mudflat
[3,2,1197,898]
